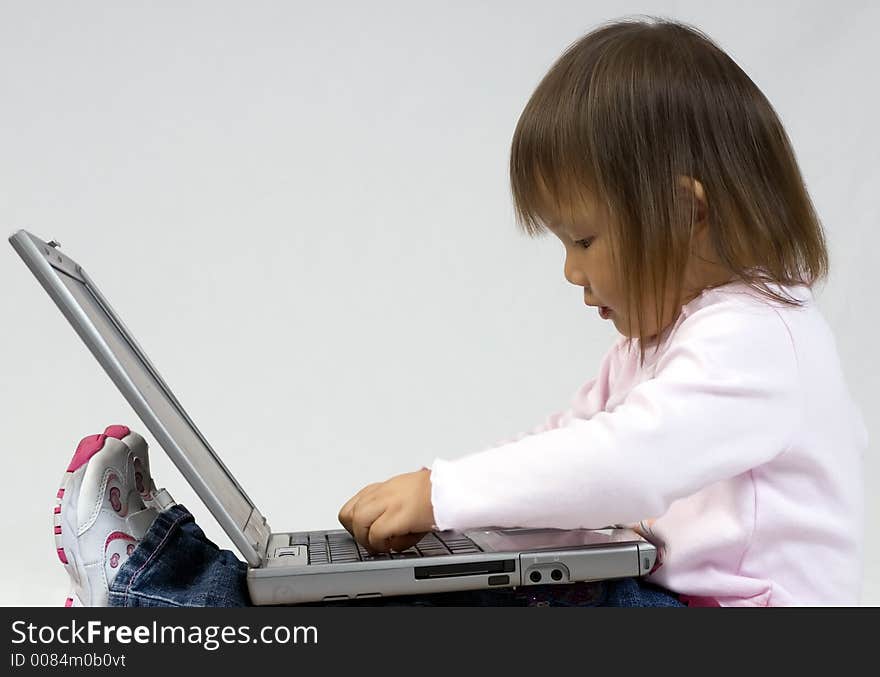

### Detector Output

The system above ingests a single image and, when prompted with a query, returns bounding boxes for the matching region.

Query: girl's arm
[428,301,802,531]
[337,338,627,551]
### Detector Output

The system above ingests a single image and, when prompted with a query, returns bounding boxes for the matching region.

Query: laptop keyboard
[287,531,482,565]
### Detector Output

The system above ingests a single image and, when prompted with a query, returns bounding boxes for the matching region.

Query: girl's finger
[367,511,413,552]
[388,532,426,552]
[338,482,382,532]
[351,496,385,553]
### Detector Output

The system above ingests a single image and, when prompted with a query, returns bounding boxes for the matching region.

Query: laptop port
[414,559,515,580]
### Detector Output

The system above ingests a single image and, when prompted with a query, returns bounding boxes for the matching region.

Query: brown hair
[509,15,829,366]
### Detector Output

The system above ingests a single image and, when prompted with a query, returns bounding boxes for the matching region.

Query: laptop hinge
[243,508,272,566]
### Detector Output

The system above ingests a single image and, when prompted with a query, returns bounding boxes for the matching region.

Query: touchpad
[469,527,636,552]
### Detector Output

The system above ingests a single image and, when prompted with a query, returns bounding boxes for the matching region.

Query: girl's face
[545,207,646,338]
[543,182,732,342]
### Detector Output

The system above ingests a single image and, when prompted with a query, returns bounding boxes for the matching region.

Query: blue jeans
[108,505,686,608]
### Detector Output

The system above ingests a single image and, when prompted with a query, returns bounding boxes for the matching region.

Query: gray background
[1,0,876,605]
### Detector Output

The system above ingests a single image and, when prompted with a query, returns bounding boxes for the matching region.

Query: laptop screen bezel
[9,229,270,567]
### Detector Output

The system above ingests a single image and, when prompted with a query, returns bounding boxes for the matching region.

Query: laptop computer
[9,228,658,605]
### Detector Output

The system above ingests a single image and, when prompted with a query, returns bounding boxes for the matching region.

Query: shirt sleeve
[428,300,802,531]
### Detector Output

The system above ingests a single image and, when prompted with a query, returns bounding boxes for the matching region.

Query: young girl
[53,16,866,607]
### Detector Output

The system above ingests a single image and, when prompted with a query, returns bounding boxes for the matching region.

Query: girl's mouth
[599,306,613,320]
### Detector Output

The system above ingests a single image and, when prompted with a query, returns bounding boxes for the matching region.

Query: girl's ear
[676,175,708,226]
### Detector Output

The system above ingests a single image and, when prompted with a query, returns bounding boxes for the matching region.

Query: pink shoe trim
[57,488,64,499]
[64,597,73,607]
[54,526,62,534]
[57,548,68,564]
[104,531,137,552]
[109,486,122,513]
[67,434,107,472]
[54,506,61,514]
[103,425,131,440]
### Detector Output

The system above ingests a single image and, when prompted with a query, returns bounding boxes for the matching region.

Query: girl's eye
[574,237,594,250]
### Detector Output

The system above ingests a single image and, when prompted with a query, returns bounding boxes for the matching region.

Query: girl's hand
[337,468,436,553]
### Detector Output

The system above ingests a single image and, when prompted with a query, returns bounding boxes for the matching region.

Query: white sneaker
[53,425,174,607]
[106,425,176,513]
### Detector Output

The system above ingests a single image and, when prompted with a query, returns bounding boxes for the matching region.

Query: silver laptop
[9,229,657,605]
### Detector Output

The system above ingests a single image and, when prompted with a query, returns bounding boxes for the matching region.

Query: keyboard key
[416,547,447,555]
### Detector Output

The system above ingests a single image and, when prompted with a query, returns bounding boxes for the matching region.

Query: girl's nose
[564,260,587,287]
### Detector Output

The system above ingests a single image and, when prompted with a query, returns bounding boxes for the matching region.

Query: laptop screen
[54,267,255,530]
[10,230,265,564]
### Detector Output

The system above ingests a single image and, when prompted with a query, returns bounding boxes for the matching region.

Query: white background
[1,1,876,605]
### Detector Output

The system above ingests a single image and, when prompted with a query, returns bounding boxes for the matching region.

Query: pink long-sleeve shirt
[429,280,867,606]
